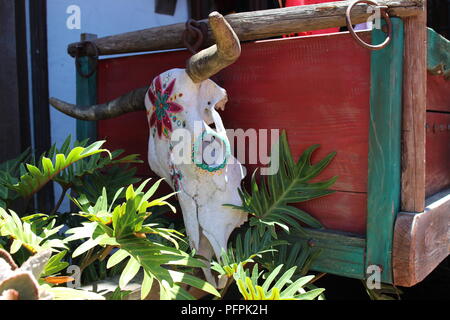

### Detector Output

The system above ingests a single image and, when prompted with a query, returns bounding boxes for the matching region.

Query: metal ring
[75,41,99,78]
[346,0,392,51]
[182,19,208,54]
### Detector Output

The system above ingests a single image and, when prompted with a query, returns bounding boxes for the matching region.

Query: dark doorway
[0,0,31,163]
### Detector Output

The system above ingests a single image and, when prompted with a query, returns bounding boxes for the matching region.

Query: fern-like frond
[211,227,285,278]
[227,131,337,237]
[261,242,321,280]
[233,263,324,300]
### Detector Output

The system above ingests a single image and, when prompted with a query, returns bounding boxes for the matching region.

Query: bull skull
[50,12,247,288]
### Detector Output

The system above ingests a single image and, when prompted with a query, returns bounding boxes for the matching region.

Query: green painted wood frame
[75,21,406,283]
[76,34,98,143]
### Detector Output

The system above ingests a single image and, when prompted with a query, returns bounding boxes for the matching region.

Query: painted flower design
[148,75,184,138]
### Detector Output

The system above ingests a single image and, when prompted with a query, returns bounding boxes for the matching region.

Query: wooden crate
[76,20,449,286]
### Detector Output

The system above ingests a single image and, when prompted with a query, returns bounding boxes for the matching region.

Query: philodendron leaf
[168,270,220,298]
[42,250,69,277]
[8,140,109,199]
[119,256,141,289]
[44,286,105,300]
[0,209,67,254]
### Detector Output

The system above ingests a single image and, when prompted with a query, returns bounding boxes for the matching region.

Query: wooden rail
[67,0,424,57]
[401,1,427,213]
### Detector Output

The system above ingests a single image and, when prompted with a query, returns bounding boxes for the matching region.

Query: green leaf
[107,249,130,269]
[227,131,337,236]
[8,139,109,198]
[295,288,325,300]
[168,270,220,297]
[119,256,141,289]
[0,208,67,254]
[0,148,31,205]
[212,227,282,278]
[10,239,23,254]
[232,263,323,300]
[261,265,283,293]
[45,286,105,300]
[72,178,210,300]
[140,270,154,300]
[107,287,132,300]
[282,275,314,297]
[72,238,99,258]
[273,266,297,289]
[42,250,69,277]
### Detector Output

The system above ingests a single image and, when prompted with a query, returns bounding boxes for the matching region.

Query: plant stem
[80,248,94,272]
[80,246,113,273]
[99,245,114,261]
[51,187,68,215]
[213,277,234,300]
[308,272,327,285]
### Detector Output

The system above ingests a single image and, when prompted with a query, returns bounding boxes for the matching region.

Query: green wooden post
[366,18,404,284]
[76,33,98,142]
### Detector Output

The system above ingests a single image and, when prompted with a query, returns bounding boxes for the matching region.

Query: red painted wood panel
[427,74,450,113]
[426,112,450,197]
[296,191,367,235]
[216,33,371,194]
[97,32,371,235]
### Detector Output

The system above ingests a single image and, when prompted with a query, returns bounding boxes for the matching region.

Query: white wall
[46,0,189,211]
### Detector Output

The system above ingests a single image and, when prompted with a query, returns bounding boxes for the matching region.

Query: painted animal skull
[146,68,247,286]
[50,12,247,287]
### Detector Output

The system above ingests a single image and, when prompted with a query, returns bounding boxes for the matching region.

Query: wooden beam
[393,188,450,287]
[401,1,427,213]
[67,0,423,57]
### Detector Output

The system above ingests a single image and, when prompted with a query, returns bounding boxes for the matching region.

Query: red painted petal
[164,79,176,96]
[163,115,172,132]
[148,89,156,106]
[154,76,162,93]
[157,120,162,137]
[168,102,183,113]
[149,112,156,126]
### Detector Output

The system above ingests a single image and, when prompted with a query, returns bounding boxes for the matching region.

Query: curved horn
[49,86,148,121]
[186,12,241,83]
